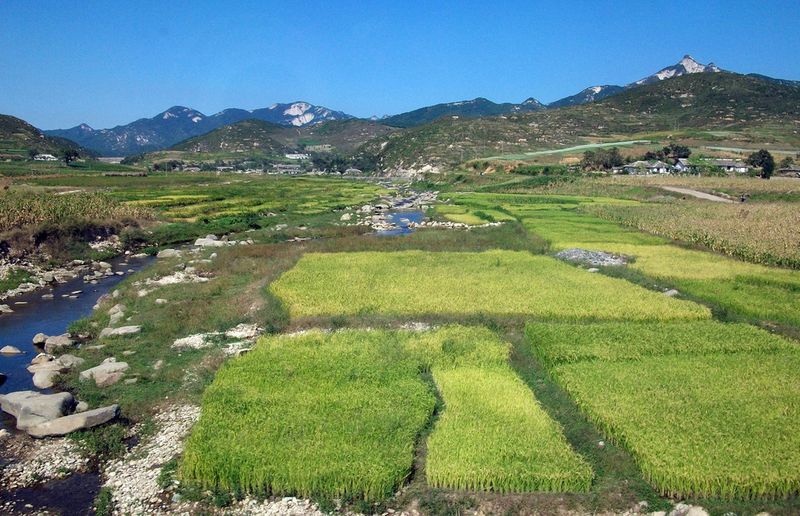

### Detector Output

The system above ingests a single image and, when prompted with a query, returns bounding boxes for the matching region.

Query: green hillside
[0,114,88,157]
[167,118,397,157]
[359,73,800,170]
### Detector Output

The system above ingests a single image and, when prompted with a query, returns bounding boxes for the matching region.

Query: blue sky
[2,0,799,129]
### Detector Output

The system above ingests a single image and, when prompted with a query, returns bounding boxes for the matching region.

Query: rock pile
[555,248,628,267]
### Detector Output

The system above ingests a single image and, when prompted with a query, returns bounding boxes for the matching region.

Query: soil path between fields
[661,186,735,203]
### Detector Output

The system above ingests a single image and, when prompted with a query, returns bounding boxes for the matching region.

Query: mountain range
[46,102,353,156]
[17,55,799,159]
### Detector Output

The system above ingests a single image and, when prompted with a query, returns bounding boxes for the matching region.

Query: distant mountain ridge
[381,97,546,128]
[383,55,726,126]
[38,55,799,156]
[45,102,354,156]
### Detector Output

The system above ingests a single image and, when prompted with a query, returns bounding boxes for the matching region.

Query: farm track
[659,186,734,203]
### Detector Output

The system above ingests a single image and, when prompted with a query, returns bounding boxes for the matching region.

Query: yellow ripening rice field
[270,250,710,322]
[553,351,800,499]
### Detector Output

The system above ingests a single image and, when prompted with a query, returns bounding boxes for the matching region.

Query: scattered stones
[0,304,14,314]
[669,504,710,516]
[0,345,22,354]
[664,289,680,297]
[225,323,262,340]
[32,333,47,345]
[172,333,214,350]
[0,391,75,430]
[104,405,200,515]
[155,298,168,305]
[555,248,628,267]
[27,405,120,438]
[194,236,230,247]
[0,435,88,489]
[140,270,210,288]
[75,401,89,413]
[340,212,352,221]
[99,325,141,338]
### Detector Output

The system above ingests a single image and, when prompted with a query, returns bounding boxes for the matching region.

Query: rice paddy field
[182,327,592,499]
[34,170,800,514]
[270,250,709,321]
[528,321,800,499]
[22,173,384,222]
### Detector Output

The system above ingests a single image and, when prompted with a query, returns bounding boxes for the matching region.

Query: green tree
[28,148,38,160]
[747,149,775,179]
[61,149,80,165]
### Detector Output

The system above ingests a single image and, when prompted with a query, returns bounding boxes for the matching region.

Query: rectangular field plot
[526,321,795,367]
[182,326,593,499]
[271,251,710,322]
[553,352,800,499]
[181,330,436,500]
[427,366,593,493]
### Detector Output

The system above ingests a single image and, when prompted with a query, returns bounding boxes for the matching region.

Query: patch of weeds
[68,423,128,461]
[67,317,96,337]
[417,489,477,516]
[314,496,337,514]
[157,458,179,490]
[212,489,234,508]
[94,487,114,516]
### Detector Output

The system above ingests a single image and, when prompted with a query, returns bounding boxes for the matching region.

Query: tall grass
[583,201,800,268]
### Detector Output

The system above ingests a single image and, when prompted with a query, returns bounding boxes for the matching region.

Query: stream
[0,253,155,431]
[376,210,425,236]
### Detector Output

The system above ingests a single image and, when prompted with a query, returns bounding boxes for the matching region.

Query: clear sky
[2,0,799,129]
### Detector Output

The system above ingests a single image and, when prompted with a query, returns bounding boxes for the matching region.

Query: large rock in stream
[0,391,75,430]
[27,405,119,438]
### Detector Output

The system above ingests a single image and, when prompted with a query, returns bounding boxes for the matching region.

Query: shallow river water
[0,254,154,429]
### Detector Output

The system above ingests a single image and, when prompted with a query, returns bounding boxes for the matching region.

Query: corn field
[583,201,800,268]
[0,190,153,232]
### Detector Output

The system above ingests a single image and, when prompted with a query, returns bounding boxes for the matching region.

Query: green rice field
[182,326,591,499]
[529,321,800,499]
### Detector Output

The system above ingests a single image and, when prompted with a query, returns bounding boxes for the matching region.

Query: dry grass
[583,201,800,268]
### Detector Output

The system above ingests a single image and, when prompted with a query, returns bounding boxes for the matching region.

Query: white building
[33,153,58,161]
[622,160,670,175]
[284,153,310,160]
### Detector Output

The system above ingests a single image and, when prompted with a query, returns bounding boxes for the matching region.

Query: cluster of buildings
[613,158,749,175]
